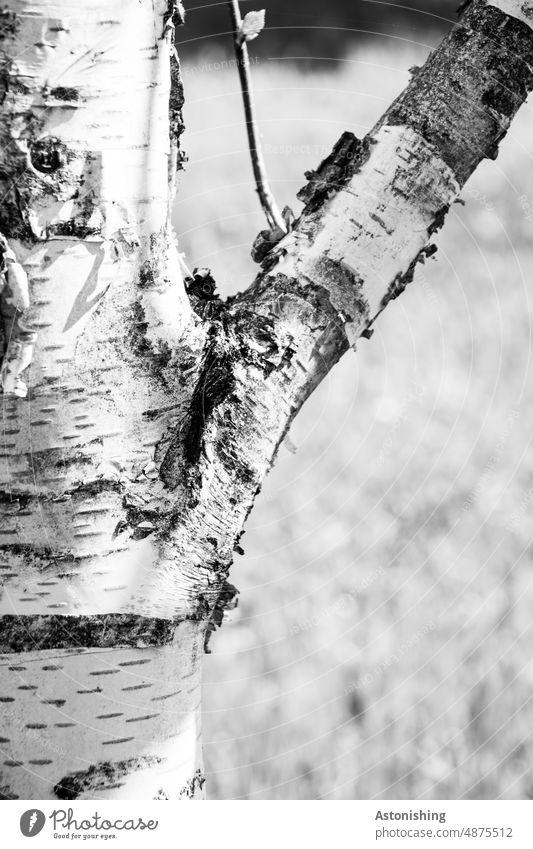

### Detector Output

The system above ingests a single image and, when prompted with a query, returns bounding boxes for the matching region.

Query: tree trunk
[0,0,532,799]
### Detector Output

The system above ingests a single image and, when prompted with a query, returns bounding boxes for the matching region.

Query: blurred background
[178,0,459,59]
[173,1,533,799]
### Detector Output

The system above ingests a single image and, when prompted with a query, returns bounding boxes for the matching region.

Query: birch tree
[0,0,532,801]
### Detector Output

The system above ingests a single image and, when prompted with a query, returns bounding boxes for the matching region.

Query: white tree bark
[0,0,205,800]
[0,0,532,799]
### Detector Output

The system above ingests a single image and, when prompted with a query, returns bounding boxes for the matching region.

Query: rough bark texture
[0,0,532,799]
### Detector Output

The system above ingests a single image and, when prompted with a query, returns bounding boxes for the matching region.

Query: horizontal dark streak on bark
[54,754,167,800]
[0,614,181,653]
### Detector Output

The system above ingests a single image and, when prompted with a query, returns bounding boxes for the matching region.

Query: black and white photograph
[1,0,533,842]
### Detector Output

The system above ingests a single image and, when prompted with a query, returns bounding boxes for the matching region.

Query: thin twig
[228,0,285,232]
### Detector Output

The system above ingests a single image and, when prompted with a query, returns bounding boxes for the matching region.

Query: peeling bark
[0,0,532,799]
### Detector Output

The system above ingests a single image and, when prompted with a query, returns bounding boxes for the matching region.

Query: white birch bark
[0,0,205,800]
[0,0,532,799]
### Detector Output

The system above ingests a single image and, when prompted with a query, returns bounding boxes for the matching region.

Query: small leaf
[240,10,266,43]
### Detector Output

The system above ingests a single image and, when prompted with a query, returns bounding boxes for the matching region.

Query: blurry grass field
[173,41,533,800]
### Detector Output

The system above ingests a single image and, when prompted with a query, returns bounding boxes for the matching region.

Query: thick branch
[161,0,533,616]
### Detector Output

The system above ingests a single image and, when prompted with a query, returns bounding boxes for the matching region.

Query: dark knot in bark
[29,137,67,174]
